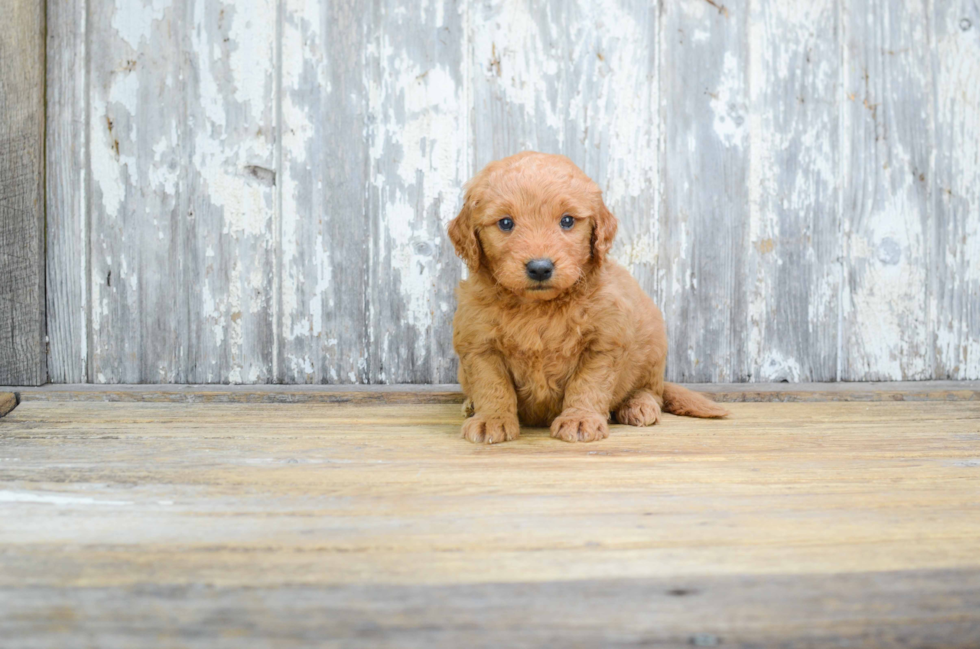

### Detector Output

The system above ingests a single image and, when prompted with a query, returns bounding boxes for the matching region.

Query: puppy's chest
[493,312,589,391]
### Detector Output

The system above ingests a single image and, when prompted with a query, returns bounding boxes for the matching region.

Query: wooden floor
[1,390,979,647]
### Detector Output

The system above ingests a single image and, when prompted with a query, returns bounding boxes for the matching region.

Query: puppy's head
[448,152,617,301]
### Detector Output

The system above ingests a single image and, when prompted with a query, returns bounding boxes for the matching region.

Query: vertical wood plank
[87,0,183,383]
[932,0,980,380]
[88,0,277,383]
[469,1,566,164]
[183,0,278,383]
[660,0,749,382]
[841,0,934,381]
[561,1,660,314]
[46,0,89,383]
[0,0,46,386]
[743,0,840,381]
[279,0,371,383]
[364,0,469,383]
[469,0,661,327]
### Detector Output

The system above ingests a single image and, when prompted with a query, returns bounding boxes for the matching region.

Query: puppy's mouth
[526,284,554,292]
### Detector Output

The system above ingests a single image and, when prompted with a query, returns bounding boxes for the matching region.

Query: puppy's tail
[662,383,730,418]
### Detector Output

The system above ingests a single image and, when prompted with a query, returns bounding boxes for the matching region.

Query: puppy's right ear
[448,199,481,271]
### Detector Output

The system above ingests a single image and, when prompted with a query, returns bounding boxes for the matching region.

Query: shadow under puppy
[448,151,729,444]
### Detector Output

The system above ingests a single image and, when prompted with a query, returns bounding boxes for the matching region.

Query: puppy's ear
[591,198,618,266]
[448,198,481,271]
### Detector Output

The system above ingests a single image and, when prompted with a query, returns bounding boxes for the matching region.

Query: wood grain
[660,0,749,382]
[931,0,980,380]
[279,0,371,383]
[3,572,980,649]
[0,0,46,386]
[85,0,278,383]
[45,0,88,383]
[363,0,468,384]
[2,381,979,404]
[744,0,840,381]
[841,0,934,380]
[1,399,979,646]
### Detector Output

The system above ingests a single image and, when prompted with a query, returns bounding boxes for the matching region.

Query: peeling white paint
[471,0,563,146]
[227,1,275,111]
[613,232,658,269]
[933,2,980,378]
[710,52,746,148]
[111,0,170,50]
[367,17,468,364]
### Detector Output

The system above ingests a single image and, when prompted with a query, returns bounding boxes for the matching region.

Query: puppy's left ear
[591,199,618,266]
[448,199,481,271]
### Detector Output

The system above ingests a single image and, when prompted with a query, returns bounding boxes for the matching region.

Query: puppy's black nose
[525,258,554,282]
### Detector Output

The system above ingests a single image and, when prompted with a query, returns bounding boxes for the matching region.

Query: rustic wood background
[41,0,979,385]
[0,0,46,386]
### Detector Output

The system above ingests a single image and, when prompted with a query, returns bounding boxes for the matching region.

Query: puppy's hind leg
[614,390,662,427]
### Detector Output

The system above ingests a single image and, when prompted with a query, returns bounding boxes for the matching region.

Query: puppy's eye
[498,217,515,232]
[560,214,575,230]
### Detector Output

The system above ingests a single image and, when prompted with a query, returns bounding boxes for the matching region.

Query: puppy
[448,151,729,444]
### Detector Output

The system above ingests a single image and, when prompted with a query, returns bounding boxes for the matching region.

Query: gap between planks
[0,381,977,405]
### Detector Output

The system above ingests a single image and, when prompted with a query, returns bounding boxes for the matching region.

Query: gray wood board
[42,0,980,384]
[841,0,934,381]
[2,381,978,403]
[741,0,840,382]
[3,571,979,649]
[932,0,980,379]
[45,0,88,383]
[0,1,46,386]
[84,0,278,383]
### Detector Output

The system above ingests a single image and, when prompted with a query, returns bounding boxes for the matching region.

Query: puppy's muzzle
[525,258,554,282]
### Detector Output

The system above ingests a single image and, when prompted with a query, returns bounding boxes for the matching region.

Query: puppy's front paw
[550,409,610,443]
[461,414,520,444]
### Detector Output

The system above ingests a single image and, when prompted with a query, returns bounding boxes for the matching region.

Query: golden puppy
[448,151,729,443]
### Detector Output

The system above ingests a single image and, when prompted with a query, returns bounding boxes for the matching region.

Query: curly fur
[449,152,729,444]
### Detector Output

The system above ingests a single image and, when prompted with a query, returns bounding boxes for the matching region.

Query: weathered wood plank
[364,0,468,383]
[841,0,934,380]
[87,0,277,383]
[469,0,661,301]
[659,0,748,382]
[2,381,979,403]
[0,0,46,386]
[46,0,89,383]
[564,1,662,321]
[183,0,279,383]
[743,0,840,381]
[1,400,980,645]
[279,0,371,383]
[87,0,180,383]
[281,0,467,384]
[2,401,979,578]
[3,571,980,649]
[470,0,566,161]
[932,0,980,380]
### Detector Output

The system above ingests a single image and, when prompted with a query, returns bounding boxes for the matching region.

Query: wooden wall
[1,1,46,386]
[42,0,980,385]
